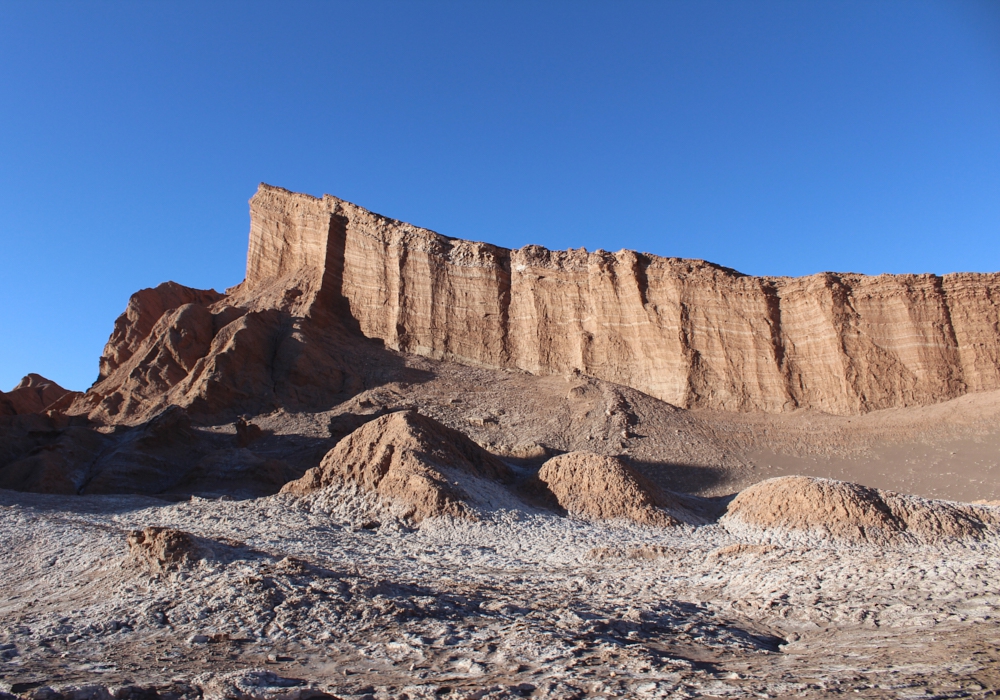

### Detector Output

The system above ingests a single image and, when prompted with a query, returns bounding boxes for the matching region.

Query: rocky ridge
[51,184,1000,426]
[0,375,78,417]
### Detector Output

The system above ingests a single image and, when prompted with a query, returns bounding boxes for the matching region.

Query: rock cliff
[236,184,1000,415]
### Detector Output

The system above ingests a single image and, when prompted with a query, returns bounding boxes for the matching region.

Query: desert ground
[2,356,999,699]
[2,475,999,700]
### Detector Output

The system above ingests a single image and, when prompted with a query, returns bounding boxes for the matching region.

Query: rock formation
[536,452,684,525]
[0,374,79,416]
[282,410,514,521]
[231,184,1000,415]
[722,476,998,544]
[126,527,204,575]
[58,184,1000,425]
[0,422,107,494]
[0,404,297,497]
[72,280,359,425]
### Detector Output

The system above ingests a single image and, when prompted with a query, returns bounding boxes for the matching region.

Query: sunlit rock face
[241,183,1000,415]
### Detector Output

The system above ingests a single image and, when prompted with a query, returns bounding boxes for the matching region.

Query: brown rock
[237,184,1000,415]
[0,426,109,494]
[97,282,223,381]
[177,448,296,498]
[235,417,263,447]
[126,527,202,574]
[282,410,513,521]
[65,184,1000,427]
[722,476,991,544]
[536,452,682,526]
[0,374,80,415]
[74,289,354,425]
[79,406,205,494]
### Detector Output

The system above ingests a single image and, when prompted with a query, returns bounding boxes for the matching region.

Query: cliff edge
[233,183,1000,415]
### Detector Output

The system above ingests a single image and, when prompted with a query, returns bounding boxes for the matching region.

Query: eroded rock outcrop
[74,282,357,424]
[238,184,1000,415]
[722,476,998,544]
[0,424,108,494]
[126,526,204,574]
[98,282,225,381]
[0,374,79,416]
[536,452,685,525]
[282,410,513,521]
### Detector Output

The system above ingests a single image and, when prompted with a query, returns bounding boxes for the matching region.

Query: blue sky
[1,0,998,391]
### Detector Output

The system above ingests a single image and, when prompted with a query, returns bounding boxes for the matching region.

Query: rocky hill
[0,374,78,416]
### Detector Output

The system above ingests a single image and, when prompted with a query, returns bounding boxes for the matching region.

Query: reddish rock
[0,374,80,415]
[242,184,1000,415]
[97,282,223,381]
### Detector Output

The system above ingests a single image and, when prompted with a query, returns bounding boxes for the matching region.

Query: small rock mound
[536,452,683,526]
[723,476,993,545]
[126,527,203,574]
[282,410,513,522]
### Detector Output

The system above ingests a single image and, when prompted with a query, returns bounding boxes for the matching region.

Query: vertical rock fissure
[935,274,968,395]
[497,249,513,367]
[394,242,410,352]
[763,279,795,409]
[317,209,359,329]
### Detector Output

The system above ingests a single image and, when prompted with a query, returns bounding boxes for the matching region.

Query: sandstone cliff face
[240,184,1000,415]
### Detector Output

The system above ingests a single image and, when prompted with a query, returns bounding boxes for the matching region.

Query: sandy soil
[747,431,1000,503]
[701,389,1000,501]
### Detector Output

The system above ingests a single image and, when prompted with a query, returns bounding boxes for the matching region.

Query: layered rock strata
[239,184,1000,415]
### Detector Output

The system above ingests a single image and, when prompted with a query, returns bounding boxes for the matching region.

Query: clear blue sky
[1,0,998,392]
